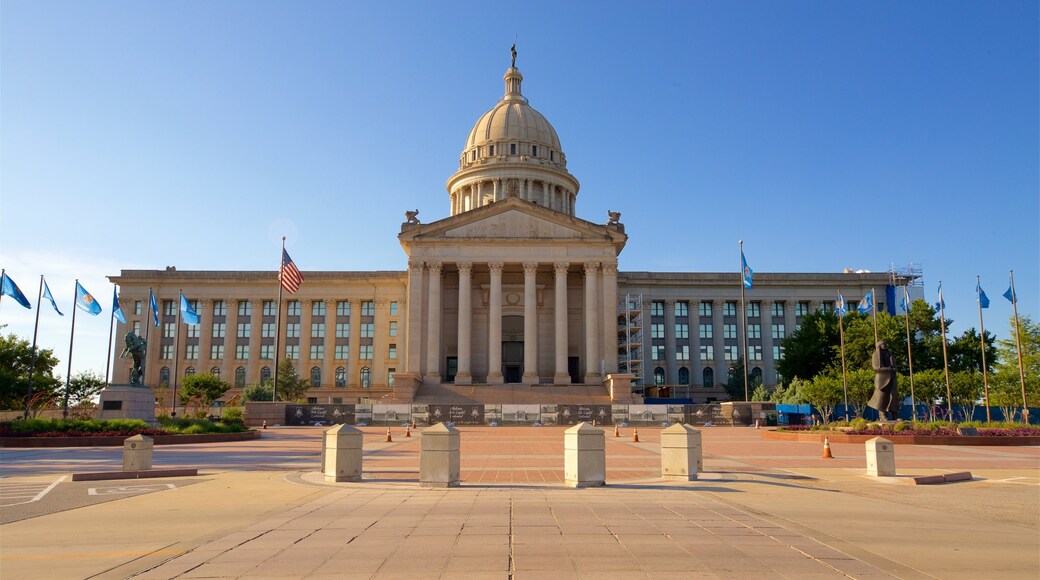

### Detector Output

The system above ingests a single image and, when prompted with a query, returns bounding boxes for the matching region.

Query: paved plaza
[1,426,1038,579]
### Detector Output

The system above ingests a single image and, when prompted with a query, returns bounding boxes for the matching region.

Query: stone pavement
[1,426,1037,579]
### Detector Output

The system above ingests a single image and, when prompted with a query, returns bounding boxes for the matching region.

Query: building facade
[110,62,914,404]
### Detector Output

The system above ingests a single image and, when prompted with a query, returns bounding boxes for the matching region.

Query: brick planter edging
[762,429,1040,446]
[0,430,262,448]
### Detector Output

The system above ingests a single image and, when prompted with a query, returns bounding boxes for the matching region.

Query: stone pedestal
[392,373,421,402]
[324,424,363,482]
[123,434,153,471]
[661,423,701,480]
[420,422,460,487]
[97,385,157,424]
[866,436,896,477]
[564,422,605,487]
[604,373,638,403]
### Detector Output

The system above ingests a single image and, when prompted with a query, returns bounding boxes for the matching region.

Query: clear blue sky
[2,1,1037,379]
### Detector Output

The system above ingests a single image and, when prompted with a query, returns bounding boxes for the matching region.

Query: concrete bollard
[324,424,363,482]
[123,434,153,471]
[420,422,460,487]
[865,436,896,476]
[661,423,701,480]
[564,422,605,488]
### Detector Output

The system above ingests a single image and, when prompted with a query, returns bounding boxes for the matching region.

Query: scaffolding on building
[889,262,924,287]
[617,293,644,386]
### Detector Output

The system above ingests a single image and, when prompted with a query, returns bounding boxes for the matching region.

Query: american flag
[280,248,303,293]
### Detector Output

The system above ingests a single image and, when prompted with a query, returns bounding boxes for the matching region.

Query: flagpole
[26,275,45,417]
[1009,270,1028,422]
[273,236,286,402]
[838,293,849,422]
[938,281,953,421]
[105,286,117,386]
[0,269,4,309]
[173,291,182,417]
[63,279,81,419]
[738,241,749,401]
[976,276,991,423]
[902,287,917,421]
[143,288,153,386]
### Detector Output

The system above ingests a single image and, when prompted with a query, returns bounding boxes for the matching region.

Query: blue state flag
[1003,286,1016,304]
[857,289,873,315]
[76,282,103,315]
[935,281,945,312]
[43,278,64,316]
[740,250,753,290]
[835,293,847,316]
[899,286,910,313]
[180,292,200,325]
[112,287,127,324]
[149,290,160,327]
[976,282,990,309]
[1,272,32,309]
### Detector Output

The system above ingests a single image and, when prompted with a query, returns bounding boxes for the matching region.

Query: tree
[66,371,106,406]
[180,373,231,416]
[777,311,840,382]
[948,371,983,422]
[799,374,843,423]
[275,359,309,402]
[243,381,274,402]
[912,369,948,421]
[991,315,1040,421]
[750,384,770,402]
[839,311,904,372]
[844,368,875,419]
[0,333,62,410]
[948,328,997,375]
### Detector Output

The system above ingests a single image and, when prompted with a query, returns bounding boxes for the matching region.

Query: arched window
[335,367,346,387]
[260,366,272,384]
[310,366,321,388]
[235,367,246,388]
[160,367,170,387]
[653,367,665,386]
[185,366,195,377]
[702,367,714,387]
[750,367,763,384]
[678,367,690,385]
[210,366,221,377]
[360,366,371,389]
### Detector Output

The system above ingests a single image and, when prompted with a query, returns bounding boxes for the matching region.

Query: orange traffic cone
[411,419,416,429]
[632,428,640,443]
[613,424,620,438]
[405,426,411,438]
[822,437,833,459]
[755,419,760,429]
[386,427,393,442]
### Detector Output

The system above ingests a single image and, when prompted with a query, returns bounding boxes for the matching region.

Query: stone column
[425,262,442,384]
[476,181,484,208]
[526,179,533,202]
[542,181,549,208]
[198,299,212,371]
[554,262,571,384]
[300,299,313,383]
[601,262,618,375]
[712,300,724,387]
[664,299,677,385]
[583,262,600,384]
[762,300,775,386]
[487,262,504,384]
[249,299,264,369]
[455,262,473,385]
[347,298,361,387]
[522,262,539,384]
[405,260,424,377]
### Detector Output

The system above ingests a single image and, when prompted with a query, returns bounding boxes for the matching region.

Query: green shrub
[893,421,911,432]
[850,418,869,431]
[221,407,244,422]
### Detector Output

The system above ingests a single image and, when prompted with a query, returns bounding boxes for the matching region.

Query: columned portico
[455,262,473,385]
[486,262,504,384]
[554,262,571,384]
[522,262,539,384]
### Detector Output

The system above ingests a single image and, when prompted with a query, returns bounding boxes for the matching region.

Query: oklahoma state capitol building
[110,59,912,404]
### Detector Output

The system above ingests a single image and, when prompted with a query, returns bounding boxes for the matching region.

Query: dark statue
[405,209,420,224]
[120,331,147,385]
[511,43,517,68]
[868,341,900,420]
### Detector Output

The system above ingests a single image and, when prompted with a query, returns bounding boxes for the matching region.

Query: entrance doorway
[502,316,524,384]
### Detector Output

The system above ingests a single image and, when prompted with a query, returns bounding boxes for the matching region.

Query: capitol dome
[446,62,580,217]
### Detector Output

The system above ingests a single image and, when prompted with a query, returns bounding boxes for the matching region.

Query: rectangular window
[390,301,398,316]
[285,345,299,360]
[650,323,665,339]
[699,345,714,361]
[651,345,665,360]
[312,323,325,338]
[724,345,739,361]
[160,345,173,359]
[796,301,810,317]
[388,344,397,360]
[132,321,142,335]
[286,301,300,316]
[723,324,737,339]
[263,301,276,316]
[236,345,249,359]
[749,345,763,361]
[772,324,786,340]
[820,302,834,314]
[211,344,224,359]
[335,323,349,338]
[335,345,349,359]
[531,145,538,157]
[336,301,350,316]
[237,323,251,338]
[747,302,761,318]
[212,322,226,338]
[773,345,784,360]
[699,301,713,317]
[724,302,737,317]
[185,344,198,359]
[389,321,397,337]
[261,323,275,338]
[676,345,690,361]
[675,324,689,339]
[771,302,785,317]
[488,145,494,156]
[238,301,252,316]
[163,300,176,316]
[286,323,300,338]
[361,301,375,316]
[186,325,200,339]
[164,323,175,338]
[748,324,761,339]
[260,345,274,359]
[310,345,324,360]
[213,300,226,316]
[510,143,516,154]
[388,369,395,388]
[360,323,374,338]
[651,301,664,317]
[675,301,689,317]
[312,301,326,316]
[134,300,142,315]
[360,345,373,360]
[699,324,713,339]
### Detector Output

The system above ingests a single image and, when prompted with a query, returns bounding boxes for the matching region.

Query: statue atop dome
[511,43,517,68]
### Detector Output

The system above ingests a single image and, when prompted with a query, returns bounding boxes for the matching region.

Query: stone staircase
[404,383,614,405]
